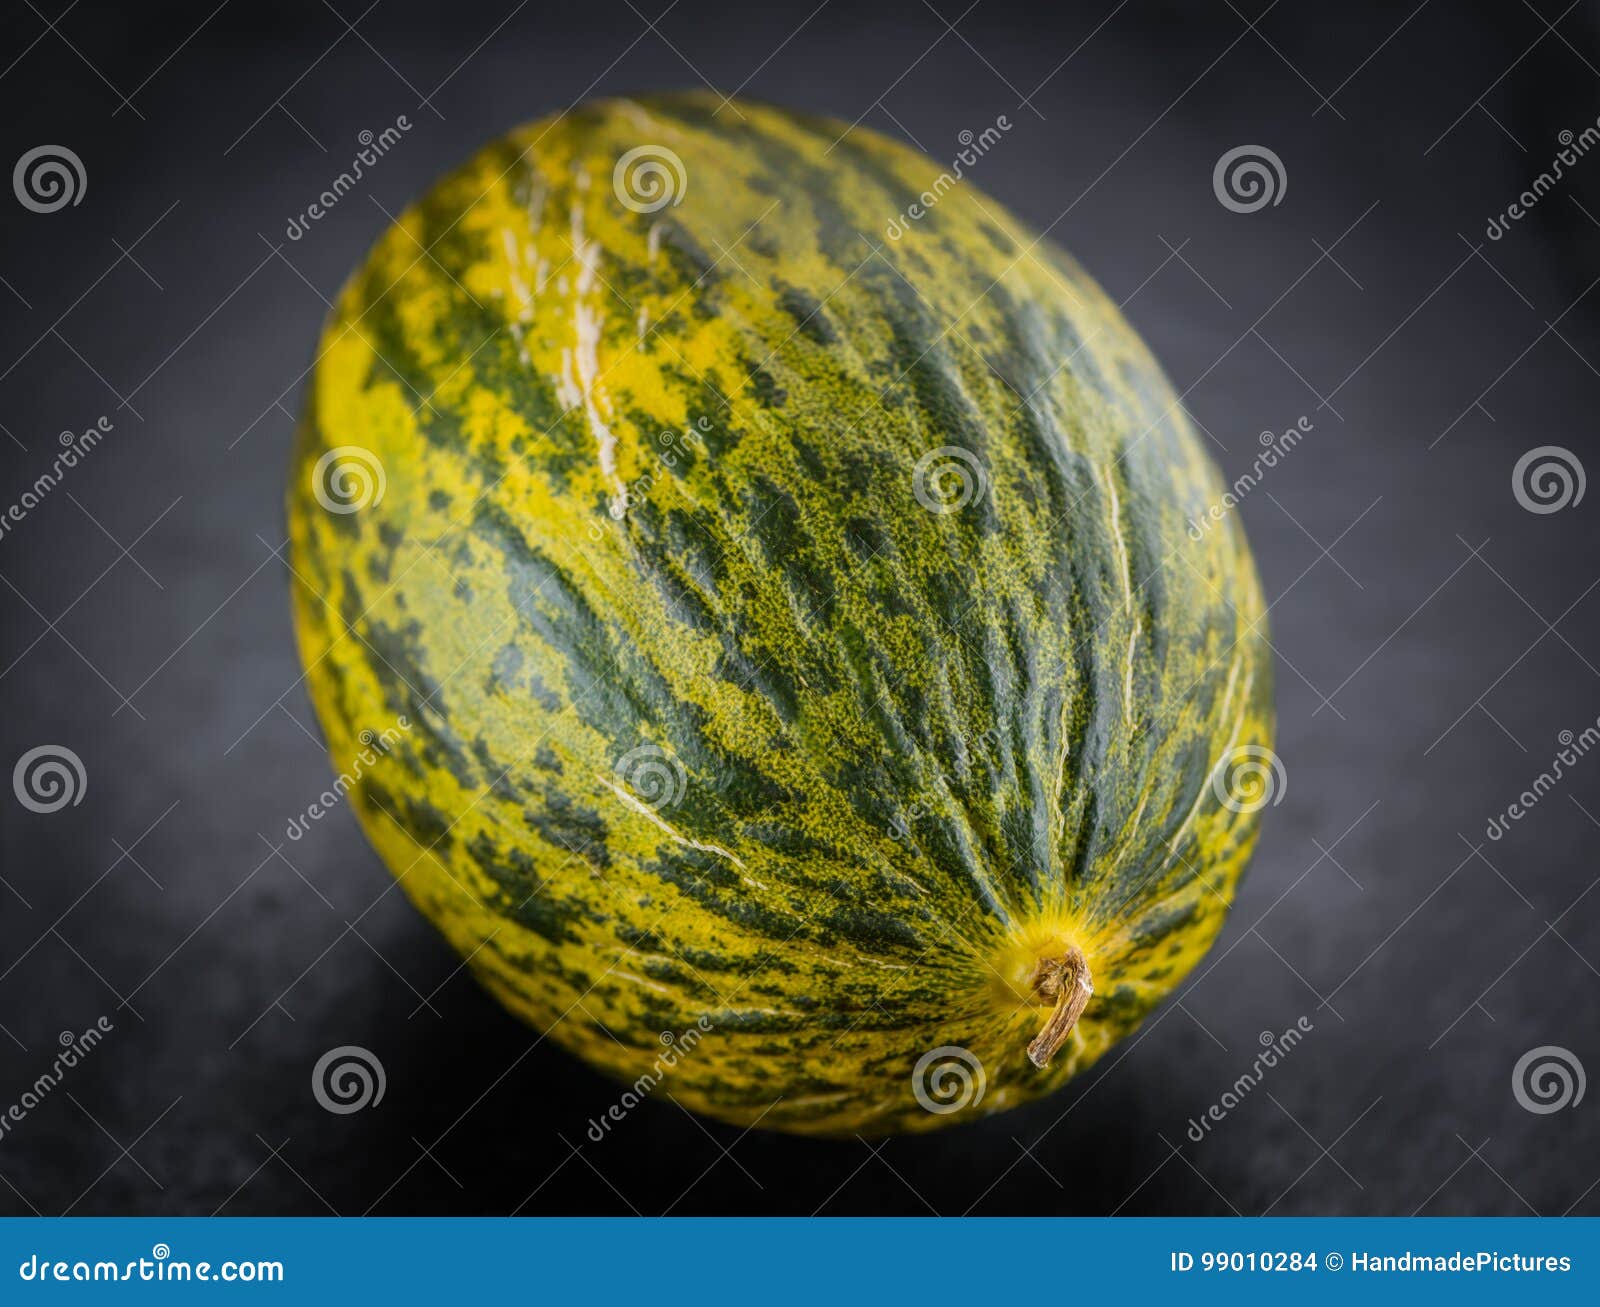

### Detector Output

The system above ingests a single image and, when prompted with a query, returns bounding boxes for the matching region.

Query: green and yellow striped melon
[286,93,1273,1135]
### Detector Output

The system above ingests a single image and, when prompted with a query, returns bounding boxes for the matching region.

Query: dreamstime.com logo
[1210,745,1286,814]
[613,145,687,213]
[912,446,990,515]
[312,446,386,514]
[312,1045,386,1114]
[12,745,87,813]
[18,1245,283,1284]
[13,144,86,212]
[612,744,687,811]
[911,1045,986,1115]
[1512,445,1585,515]
[1213,145,1286,213]
[1512,1045,1586,1115]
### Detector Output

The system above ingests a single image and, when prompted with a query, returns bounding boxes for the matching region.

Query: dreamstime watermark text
[1486,719,1600,840]
[285,717,409,840]
[1185,1017,1312,1142]
[0,418,112,543]
[286,116,411,240]
[585,1017,713,1140]
[0,1017,113,1143]
[1188,418,1311,540]
[584,419,712,539]
[885,117,1012,240]
[1487,121,1600,239]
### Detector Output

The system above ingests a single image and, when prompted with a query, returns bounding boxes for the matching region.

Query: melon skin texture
[286,93,1272,1136]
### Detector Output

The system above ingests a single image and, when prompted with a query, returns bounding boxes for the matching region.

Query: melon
[286,93,1273,1134]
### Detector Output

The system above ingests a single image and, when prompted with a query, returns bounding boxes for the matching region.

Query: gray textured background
[0,0,1598,1215]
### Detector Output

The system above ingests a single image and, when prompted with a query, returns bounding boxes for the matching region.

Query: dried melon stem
[1026,946,1093,1069]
